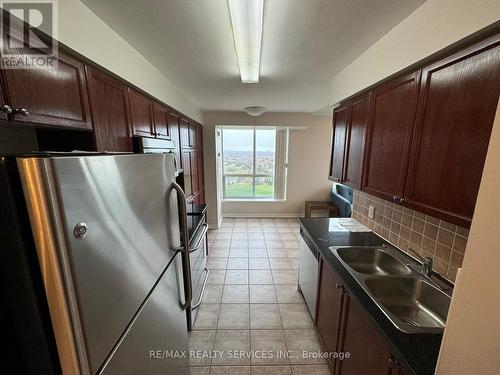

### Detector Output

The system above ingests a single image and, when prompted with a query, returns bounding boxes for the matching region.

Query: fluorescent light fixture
[228,0,264,83]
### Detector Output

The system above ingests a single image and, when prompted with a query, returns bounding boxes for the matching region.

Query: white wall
[202,112,332,227]
[330,0,500,104]
[56,0,202,122]
[436,100,500,374]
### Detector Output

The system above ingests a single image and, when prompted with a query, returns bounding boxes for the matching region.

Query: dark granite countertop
[298,217,443,375]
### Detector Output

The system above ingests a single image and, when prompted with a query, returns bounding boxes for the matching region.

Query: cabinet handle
[336,283,347,295]
[15,108,30,116]
[392,196,399,203]
[1,104,13,114]
[388,356,400,368]
[399,197,408,205]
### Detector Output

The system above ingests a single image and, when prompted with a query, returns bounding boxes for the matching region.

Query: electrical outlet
[368,205,375,219]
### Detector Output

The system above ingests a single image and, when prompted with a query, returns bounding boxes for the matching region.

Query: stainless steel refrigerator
[13,152,193,374]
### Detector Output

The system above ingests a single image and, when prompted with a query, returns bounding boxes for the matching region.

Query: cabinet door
[191,150,199,195]
[129,89,154,137]
[196,124,203,150]
[338,295,393,375]
[179,118,190,148]
[329,105,348,181]
[0,74,9,121]
[153,103,170,139]
[182,151,192,198]
[315,257,345,373]
[86,66,132,152]
[197,149,204,191]
[343,94,370,189]
[362,72,420,201]
[168,111,182,168]
[189,122,197,148]
[405,38,500,227]
[2,46,92,129]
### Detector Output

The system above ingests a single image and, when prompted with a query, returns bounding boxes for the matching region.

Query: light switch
[368,205,375,219]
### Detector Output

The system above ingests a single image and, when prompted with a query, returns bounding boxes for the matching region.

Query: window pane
[255,176,274,198]
[223,129,253,174]
[224,176,253,197]
[255,129,275,174]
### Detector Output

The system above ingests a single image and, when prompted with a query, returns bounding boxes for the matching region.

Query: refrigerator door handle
[171,181,192,311]
[189,223,208,253]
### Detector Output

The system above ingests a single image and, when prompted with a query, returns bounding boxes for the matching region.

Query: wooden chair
[304,200,339,218]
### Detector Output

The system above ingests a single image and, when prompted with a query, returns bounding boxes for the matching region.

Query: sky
[223,129,276,152]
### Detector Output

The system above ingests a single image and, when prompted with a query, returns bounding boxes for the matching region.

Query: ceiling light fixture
[244,106,266,116]
[227,0,264,83]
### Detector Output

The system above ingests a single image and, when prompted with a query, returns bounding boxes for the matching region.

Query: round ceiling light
[244,106,266,117]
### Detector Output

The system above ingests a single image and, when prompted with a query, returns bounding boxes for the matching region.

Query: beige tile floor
[188,218,331,375]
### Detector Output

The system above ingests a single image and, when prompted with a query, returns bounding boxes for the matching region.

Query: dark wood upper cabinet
[179,118,190,148]
[189,122,197,148]
[168,111,182,167]
[404,37,500,227]
[343,94,370,189]
[329,105,348,182]
[0,75,8,121]
[129,89,154,137]
[153,103,170,139]
[196,125,203,150]
[362,71,421,202]
[1,48,92,129]
[337,295,394,375]
[315,257,346,374]
[191,150,199,195]
[197,149,204,189]
[182,151,192,198]
[86,66,131,152]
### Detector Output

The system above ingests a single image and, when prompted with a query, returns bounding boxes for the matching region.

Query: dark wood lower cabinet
[337,295,394,375]
[316,255,405,375]
[315,258,346,373]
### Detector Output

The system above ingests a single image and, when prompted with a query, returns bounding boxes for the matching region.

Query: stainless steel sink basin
[365,277,451,332]
[336,247,411,276]
[330,245,453,333]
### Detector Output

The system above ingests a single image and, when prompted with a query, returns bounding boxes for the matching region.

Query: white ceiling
[81,0,425,113]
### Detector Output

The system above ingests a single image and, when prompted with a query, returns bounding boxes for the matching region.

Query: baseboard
[222,213,303,218]
[207,214,224,229]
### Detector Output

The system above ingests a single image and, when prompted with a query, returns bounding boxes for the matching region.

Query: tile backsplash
[352,190,468,282]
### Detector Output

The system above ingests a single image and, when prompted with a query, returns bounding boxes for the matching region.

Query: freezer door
[18,153,181,374]
[100,251,189,375]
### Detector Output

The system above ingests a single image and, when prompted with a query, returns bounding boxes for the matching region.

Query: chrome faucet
[406,248,433,276]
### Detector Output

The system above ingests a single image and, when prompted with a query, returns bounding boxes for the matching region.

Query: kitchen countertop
[298,217,444,375]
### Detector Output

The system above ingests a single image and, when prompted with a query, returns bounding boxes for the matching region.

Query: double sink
[330,245,452,334]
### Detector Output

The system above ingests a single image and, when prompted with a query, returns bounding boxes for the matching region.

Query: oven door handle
[172,181,192,311]
[191,268,209,310]
[189,223,208,253]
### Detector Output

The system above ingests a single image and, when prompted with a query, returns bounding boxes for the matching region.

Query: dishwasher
[298,233,319,320]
